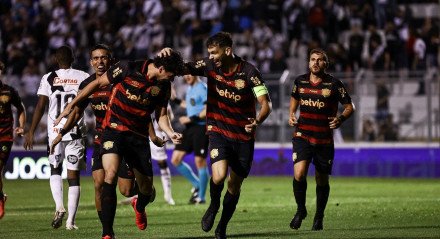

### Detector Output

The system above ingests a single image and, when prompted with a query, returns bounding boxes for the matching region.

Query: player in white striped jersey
[24,45,89,230]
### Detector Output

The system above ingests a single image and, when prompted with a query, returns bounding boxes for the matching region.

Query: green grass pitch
[0,176,439,238]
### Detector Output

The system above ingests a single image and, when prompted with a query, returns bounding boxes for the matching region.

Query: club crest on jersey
[150,86,160,96]
[103,141,114,150]
[321,88,331,97]
[67,155,79,164]
[292,152,297,162]
[235,79,245,90]
[195,60,206,68]
[250,76,261,85]
[292,85,297,93]
[0,95,10,103]
[210,149,219,159]
[207,125,213,131]
[1,146,7,152]
[110,123,118,128]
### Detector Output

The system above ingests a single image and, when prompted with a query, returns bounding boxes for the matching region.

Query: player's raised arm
[54,72,110,126]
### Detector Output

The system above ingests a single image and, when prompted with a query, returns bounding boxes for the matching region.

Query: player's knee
[119,186,131,197]
[50,165,62,176]
[157,160,168,169]
[194,156,207,168]
[67,178,80,186]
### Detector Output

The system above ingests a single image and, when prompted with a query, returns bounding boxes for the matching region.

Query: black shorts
[175,124,208,157]
[101,129,152,177]
[292,137,334,175]
[91,142,135,179]
[0,141,13,163]
[208,133,254,178]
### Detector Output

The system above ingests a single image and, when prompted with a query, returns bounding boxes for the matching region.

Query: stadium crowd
[0,0,438,145]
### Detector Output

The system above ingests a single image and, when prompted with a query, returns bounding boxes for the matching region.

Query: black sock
[217,190,240,232]
[101,183,117,236]
[97,210,103,225]
[136,192,151,213]
[315,184,330,218]
[293,178,307,212]
[0,192,3,200]
[209,178,224,210]
[129,181,139,197]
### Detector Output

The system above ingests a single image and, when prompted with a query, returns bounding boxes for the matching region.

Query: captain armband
[252,84,269,97]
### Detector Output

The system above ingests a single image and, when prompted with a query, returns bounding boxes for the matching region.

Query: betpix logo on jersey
[216,86,241,102]
[300,98,325,109]
[53,77,78,85]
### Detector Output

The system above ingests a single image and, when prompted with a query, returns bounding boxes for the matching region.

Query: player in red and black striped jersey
[55,51,184,239]
[288,49,355,231]
[159,32,272,239]
[0,61,26,220]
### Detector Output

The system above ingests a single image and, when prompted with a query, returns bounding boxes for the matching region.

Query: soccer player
[288,48,355,231]
[171,74,209,204]
[24,45,90,230]
[55,51,184,239]
[49,44,149,230]
[0,61,26,220]
[160,31,272,239]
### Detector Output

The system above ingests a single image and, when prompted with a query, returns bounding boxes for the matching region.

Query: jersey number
[56,94,75,118]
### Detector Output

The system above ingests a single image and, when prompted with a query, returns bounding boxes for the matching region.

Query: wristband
[59,128,67,136]
[337,115,346,122]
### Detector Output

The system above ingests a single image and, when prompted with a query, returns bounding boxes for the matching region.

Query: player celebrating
[171,74,209,204]
[288,48,355,230]
[24,45,89,230]
[0,61,26,220]
[55,51,184,239]
[160,31,272,239]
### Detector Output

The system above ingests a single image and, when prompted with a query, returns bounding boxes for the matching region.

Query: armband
[252,85,268,97]
[337,115,346,122]
[59,128,67,136]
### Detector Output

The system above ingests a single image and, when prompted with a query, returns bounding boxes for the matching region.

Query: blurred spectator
[375,79,390,123]
[378,114,399,141]
[361,118,376,142]
[283,0,306,57]
[362,23,387,70]
[343,20,364,71]
[269,49,288,73]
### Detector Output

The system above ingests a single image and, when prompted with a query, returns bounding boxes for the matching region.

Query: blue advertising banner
[4,144,439,179]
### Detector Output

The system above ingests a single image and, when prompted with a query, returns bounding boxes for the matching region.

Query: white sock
[66,186,80,225]
[50,175,64,211]
[160,168,172,199]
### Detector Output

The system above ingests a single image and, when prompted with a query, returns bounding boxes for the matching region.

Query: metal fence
[257,68,440,143]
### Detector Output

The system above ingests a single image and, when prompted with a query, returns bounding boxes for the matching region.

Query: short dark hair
[153,50,184,75]
[90,44,113,59]
[309,48,329,63]
[206,31,233,48]
[56,45,74,66]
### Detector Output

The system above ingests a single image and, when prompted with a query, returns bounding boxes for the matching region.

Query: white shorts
[149,141,167,160]
[49,138,86,171]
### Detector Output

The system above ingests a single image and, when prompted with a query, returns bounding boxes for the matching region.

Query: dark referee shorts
[100,129,152,177]
[292,137,335,175]
[91,142,135,179]
[208,132,254,178]
[175,124,208,157]
[0,141,13,162]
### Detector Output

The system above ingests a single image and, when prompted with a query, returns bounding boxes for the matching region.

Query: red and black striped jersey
[103,60,170,138]
[79,74,112,144]
[186,56,266,142]
[0,82,23,142]
[291,73,352,145]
